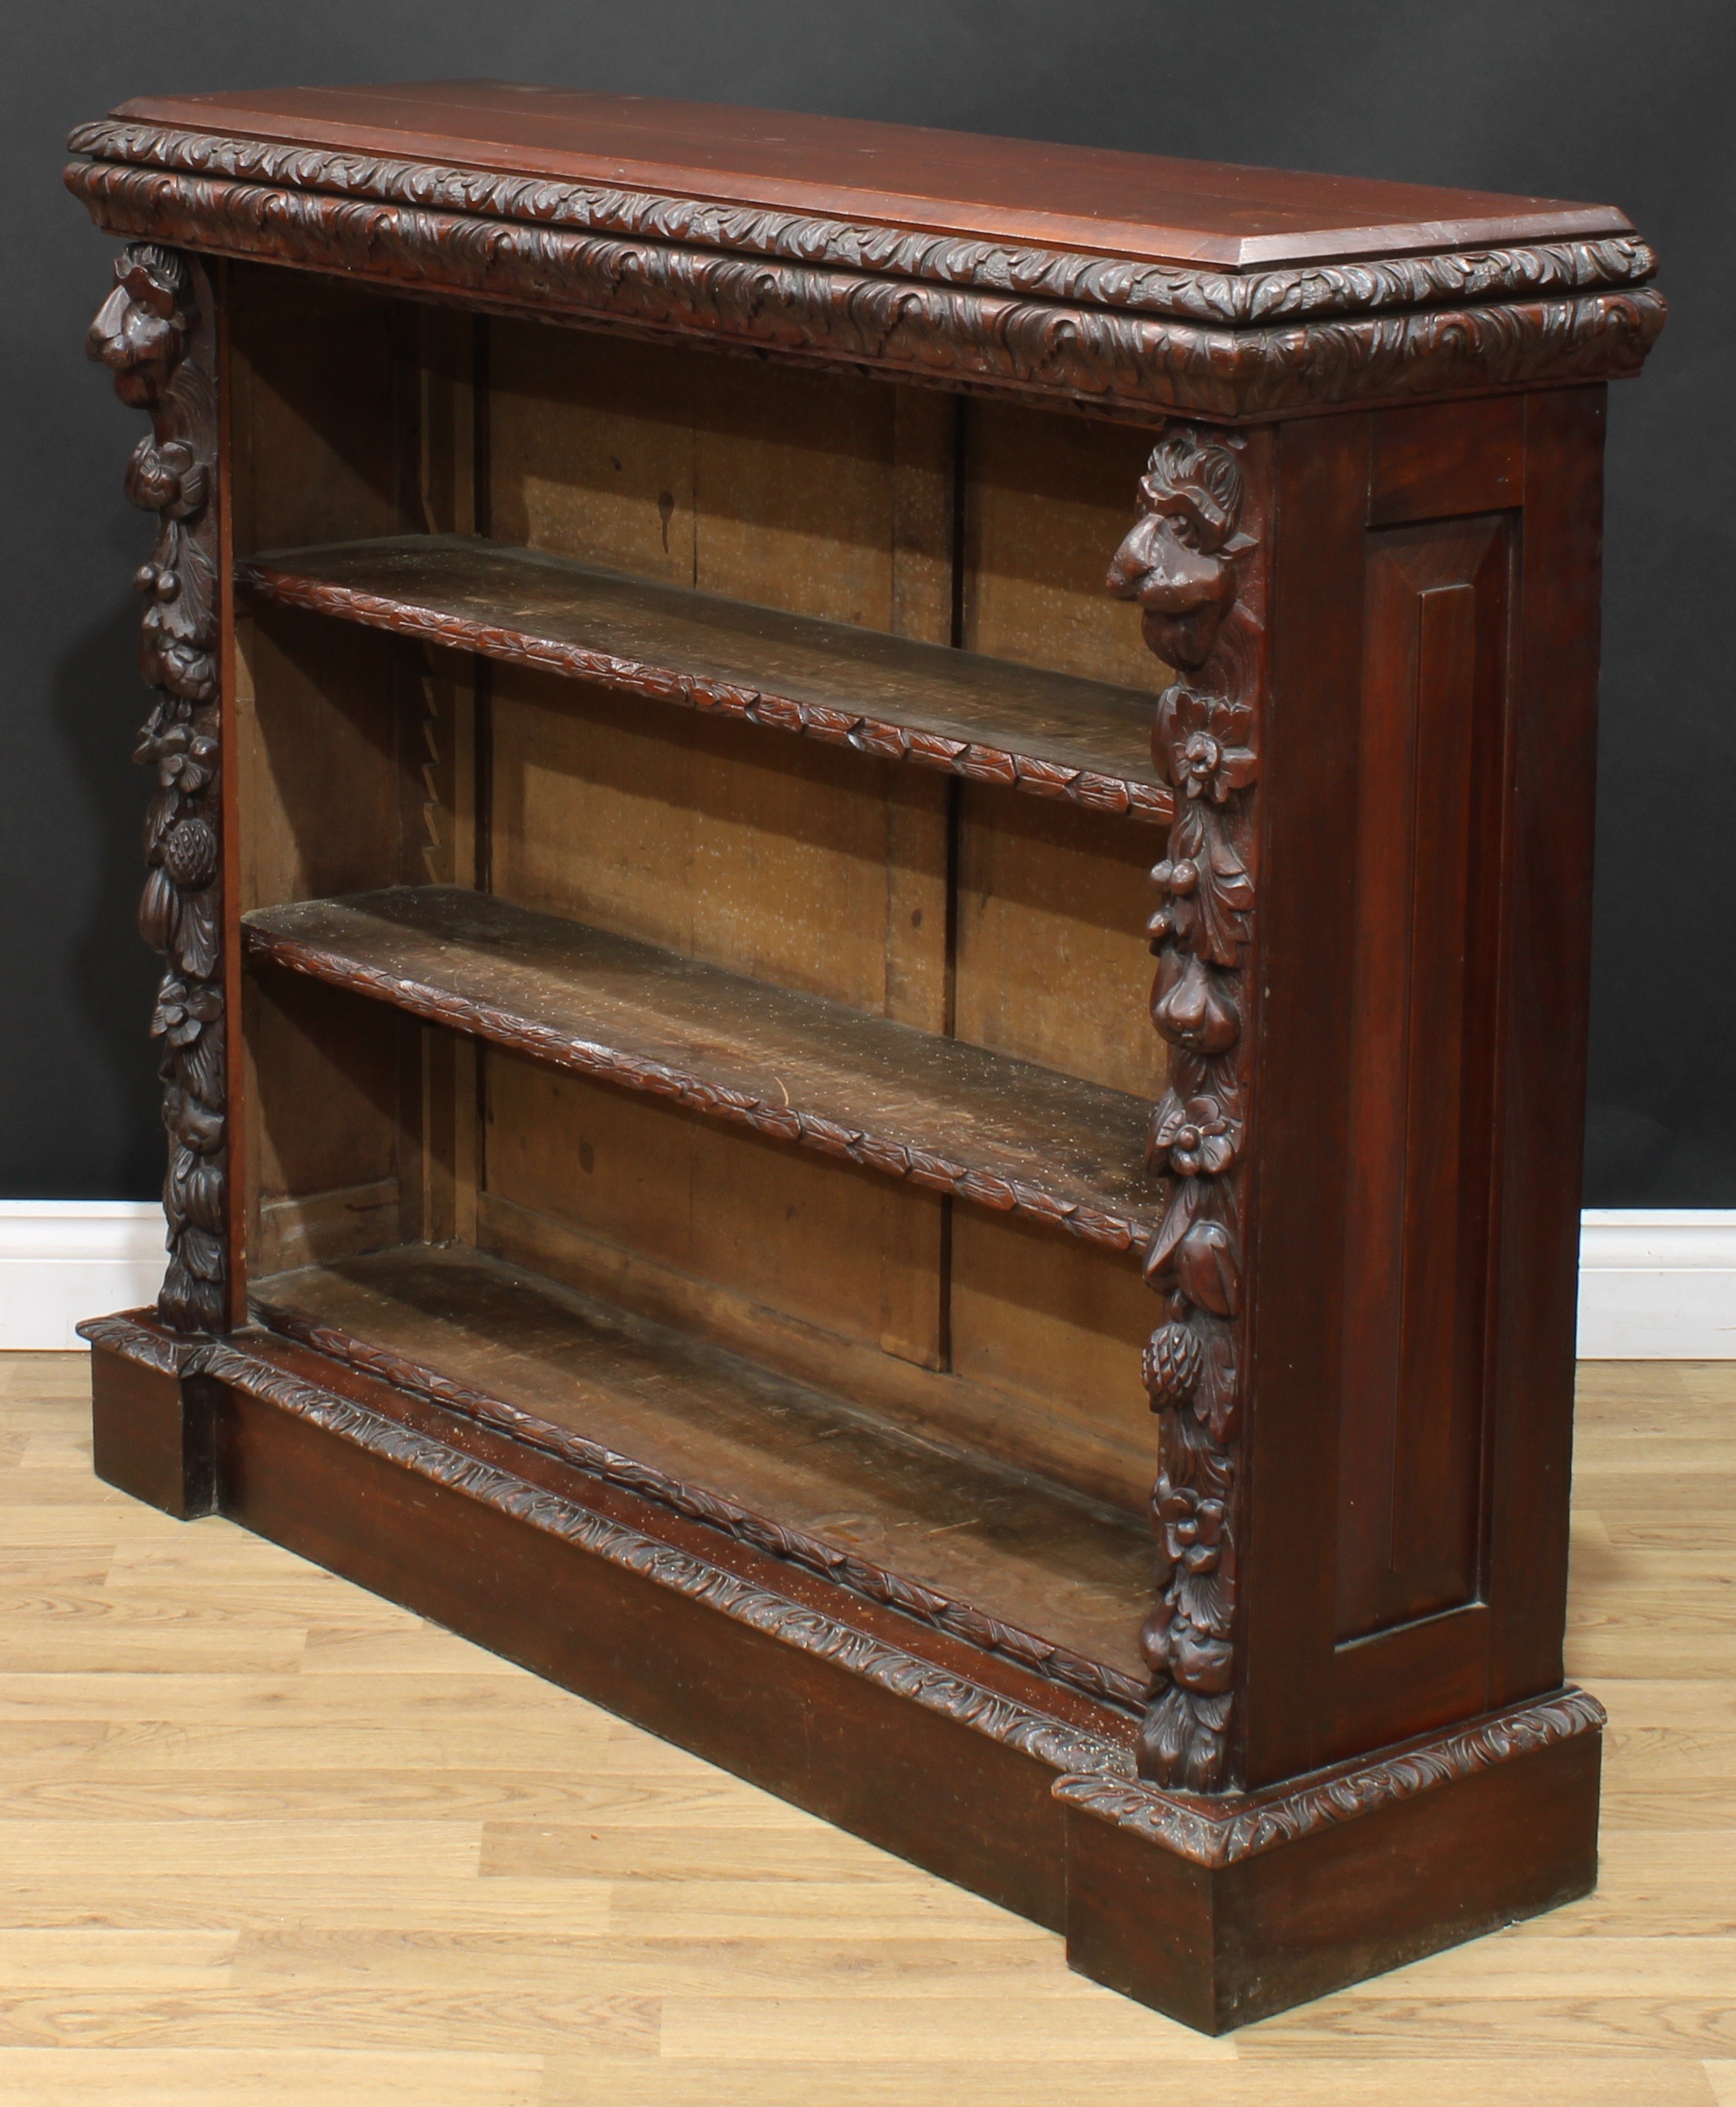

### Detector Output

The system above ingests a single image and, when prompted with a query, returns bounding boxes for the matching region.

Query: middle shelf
[235,534,1174,824]
[242,886,1162,1254]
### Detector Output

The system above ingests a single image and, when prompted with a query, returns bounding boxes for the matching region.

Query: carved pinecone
[1142,1322,1203,1408]
[162,817,218,890]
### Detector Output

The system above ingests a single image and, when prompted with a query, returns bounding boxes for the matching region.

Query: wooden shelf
[252,1242,1151,1703]
[242,886,1161,1255]
[235,535,1173,824]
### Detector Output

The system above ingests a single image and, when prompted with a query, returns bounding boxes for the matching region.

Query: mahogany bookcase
[66,82,1664,2031]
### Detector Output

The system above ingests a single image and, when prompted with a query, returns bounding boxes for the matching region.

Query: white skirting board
[0,1203,168,1351]
[1576,1210,1736,1358]
[0,1203,1731,1358]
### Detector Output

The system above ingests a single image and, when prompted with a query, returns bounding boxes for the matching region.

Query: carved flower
[125,438,208,520]
[150,978,222,1048]
[142,629,217,706]
[140,723,217,798]
[1150,1090,1237,1178]
[1143,1482,1235,1698]
[1158,689,1257,804]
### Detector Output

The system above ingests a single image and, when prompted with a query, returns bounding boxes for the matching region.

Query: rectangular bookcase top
[112,79,1629,270]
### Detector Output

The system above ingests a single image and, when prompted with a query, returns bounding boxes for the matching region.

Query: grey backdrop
[8,2,1731,1203]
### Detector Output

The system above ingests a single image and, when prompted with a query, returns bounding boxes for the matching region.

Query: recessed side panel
[1244,394,1606,1785]
[1335,515,1511,1645]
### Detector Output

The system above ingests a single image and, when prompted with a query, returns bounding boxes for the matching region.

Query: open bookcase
[68,82,1663,2030]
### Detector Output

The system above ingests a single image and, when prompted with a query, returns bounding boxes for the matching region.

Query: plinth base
[83,1307,1602,2032]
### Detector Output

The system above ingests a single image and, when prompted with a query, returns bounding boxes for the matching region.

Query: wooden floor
[0,1353,1731,2104]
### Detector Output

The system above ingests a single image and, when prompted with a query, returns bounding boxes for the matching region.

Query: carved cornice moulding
[65,122,1665,419]
[67,120,1660,326]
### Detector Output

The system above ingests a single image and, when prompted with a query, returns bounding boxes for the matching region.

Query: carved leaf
[1174,1220,1241,1317]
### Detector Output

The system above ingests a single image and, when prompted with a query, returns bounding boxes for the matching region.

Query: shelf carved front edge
[88,243,226,1331]
[1109,426,1271,1789]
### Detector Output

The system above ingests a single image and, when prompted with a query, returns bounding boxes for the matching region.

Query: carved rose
[1151,1090,1237,1178]
[1106,431,1249,670]
[139,720,217,798]
[86,245,193,408]
[124,436,207,520]
[150,977,222,1047]
[1142,1322,1203,1408]
[139,626,217,706]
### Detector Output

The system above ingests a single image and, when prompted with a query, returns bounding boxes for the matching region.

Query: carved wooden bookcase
[67,83,1663,2029]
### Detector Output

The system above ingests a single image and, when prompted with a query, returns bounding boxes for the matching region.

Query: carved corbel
[1109,425,1268,1790]
[88,243,226,1331]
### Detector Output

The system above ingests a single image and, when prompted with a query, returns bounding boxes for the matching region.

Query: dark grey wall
[8,2,1731,1202]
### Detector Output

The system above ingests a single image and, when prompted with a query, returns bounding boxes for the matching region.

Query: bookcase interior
[228,261,1176,1694]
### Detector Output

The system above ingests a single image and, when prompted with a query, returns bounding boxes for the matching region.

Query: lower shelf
[250,1242,1153,1704]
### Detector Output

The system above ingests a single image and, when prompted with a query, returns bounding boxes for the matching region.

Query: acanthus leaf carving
[1109,422,1269,1791]
[65,130,1666,421]
[89,242,226,1334]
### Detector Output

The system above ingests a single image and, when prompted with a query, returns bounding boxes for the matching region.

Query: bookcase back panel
[949,1211,1155,1490]
[489,666,949,1020]
[235,609,406,914]
[487,322,953,638]
[227,264,406,559]
[243,967,401,1277]
[478,1048,1155,1510]
[483,1052,945,1368]
[954,784,1165,1101]
[963,401,1169,694]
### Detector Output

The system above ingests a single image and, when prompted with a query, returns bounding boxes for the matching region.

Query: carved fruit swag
[1109,425,1264,1792]
[89,243,226,1331]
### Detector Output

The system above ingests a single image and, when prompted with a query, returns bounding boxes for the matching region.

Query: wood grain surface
[241,886,1160,1253]
[236,535,1172,823]
[100,81,1634,268]
[0,1351,1730,2102]
[248,1242,1153,1692]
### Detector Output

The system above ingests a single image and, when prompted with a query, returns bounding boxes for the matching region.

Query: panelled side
[1243,394,1603,1782]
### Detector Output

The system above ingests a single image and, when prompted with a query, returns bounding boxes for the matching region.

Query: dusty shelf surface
[253,1241,1153,1693]
[237,534,1172,822]
[243,885,1163,1253]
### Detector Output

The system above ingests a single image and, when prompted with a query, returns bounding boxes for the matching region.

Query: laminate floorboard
[0,1350,1731,2104]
